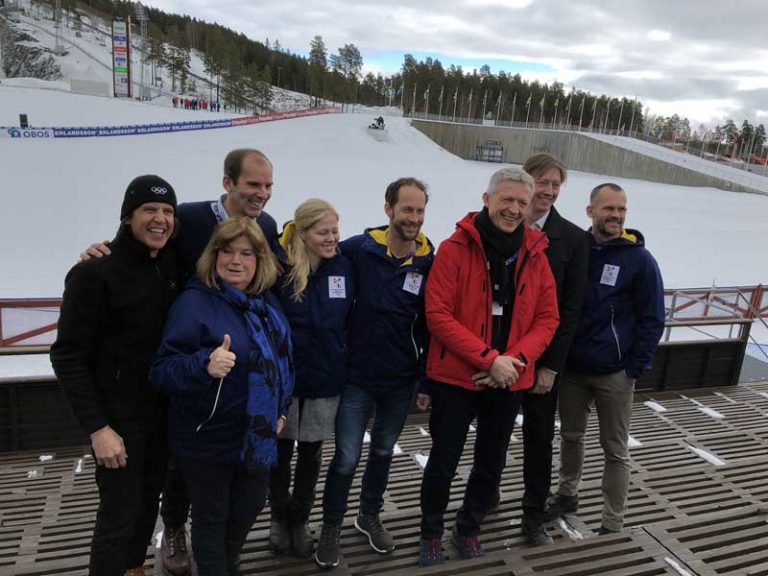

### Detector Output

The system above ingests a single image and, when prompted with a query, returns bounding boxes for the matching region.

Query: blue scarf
[218,280,294,472]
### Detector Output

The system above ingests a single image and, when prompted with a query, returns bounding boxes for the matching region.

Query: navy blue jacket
[342,226,434,394]
[568,229,665,379]
[272,243,356,399]
[150,278,291,463]
[176,198,278,279]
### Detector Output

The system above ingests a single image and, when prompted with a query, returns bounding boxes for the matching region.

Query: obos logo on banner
[6,127,52,138]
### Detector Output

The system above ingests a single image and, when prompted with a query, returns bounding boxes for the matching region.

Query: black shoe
[543,493,578,521]
[354,512,394,554]
[269,511,292,555]
[597,525,620,535]
[521,517,554,547]
[291,520,314,558]
[315,523,341,569]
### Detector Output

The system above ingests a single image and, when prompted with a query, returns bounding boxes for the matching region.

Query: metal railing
[2,285,766,351]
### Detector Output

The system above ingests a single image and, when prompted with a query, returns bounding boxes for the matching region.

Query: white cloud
[647,30,671,42]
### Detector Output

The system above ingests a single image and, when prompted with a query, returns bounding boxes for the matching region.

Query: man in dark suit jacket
[516,153,589,545]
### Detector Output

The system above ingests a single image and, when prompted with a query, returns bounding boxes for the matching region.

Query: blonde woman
[151,217,294,576]
[268,199,356,558]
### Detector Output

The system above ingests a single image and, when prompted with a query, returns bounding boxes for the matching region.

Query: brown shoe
[161,525,191,576]
[123,568,147,576]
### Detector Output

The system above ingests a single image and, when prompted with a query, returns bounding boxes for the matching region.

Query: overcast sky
[142,0,767,127]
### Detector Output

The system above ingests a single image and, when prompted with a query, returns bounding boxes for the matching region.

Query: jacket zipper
[196,377,224,432]
[410,315,420,361]
[610,305,622,361]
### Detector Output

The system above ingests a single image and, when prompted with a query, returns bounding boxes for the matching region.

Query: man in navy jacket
[547,182,665,534]
[314,178,434,569]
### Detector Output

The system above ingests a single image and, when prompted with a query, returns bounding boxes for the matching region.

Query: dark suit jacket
[538,206,589,373]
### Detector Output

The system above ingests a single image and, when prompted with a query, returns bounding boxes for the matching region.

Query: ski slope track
[0,84,767,304]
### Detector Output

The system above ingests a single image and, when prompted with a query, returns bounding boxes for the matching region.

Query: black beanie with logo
[120,175,177,220]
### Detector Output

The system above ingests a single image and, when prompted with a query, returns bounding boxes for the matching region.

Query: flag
[554,96,559,108]
[539,95,545,107]
[468,88,473,102]
[424,86,430,99]
[453,87,458,102]
[483,90,488,107]
[512,92,517,106]
[438,85,444,103]
[526,93,532,106]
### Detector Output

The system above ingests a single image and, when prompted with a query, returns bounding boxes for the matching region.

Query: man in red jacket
[417,167,559,567]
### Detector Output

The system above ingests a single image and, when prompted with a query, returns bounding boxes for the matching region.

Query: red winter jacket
[426,212,559,392]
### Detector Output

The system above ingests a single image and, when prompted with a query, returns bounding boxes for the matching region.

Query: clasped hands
[472,354,526,389]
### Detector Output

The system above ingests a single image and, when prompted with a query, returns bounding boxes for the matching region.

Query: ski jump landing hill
[413,120,768,197]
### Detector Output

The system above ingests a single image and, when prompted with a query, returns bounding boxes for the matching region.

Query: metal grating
[4,381,768,574]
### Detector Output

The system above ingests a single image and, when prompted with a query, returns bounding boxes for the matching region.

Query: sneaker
[355,512,395,554]
[451,525,484,559]
[314,523,341,569]
[543,493,578,521]
[160,525,191,576]
[521,517,554,547]
[419,536,445,567]
[597,525,620,535]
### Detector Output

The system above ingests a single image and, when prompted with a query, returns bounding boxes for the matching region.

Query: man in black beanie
[51,175,181,576]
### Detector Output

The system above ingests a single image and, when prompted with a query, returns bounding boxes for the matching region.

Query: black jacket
[50,231,181,435]
[176,199,277,279]
[537,206,590,373]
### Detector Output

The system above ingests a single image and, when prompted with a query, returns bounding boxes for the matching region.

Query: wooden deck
[4,381,768,575]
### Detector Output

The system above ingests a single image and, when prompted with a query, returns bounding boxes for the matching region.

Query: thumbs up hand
[208,334,236,378]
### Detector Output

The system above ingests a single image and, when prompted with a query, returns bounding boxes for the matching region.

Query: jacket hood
[588,227,646,248]
[455,211,549,257]
[364,224,434,264]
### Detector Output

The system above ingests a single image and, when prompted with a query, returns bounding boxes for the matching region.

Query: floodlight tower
[54,0,65,55]
[133,2,149,99]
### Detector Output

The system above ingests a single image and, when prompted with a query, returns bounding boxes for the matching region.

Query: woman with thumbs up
[151,217,294,576]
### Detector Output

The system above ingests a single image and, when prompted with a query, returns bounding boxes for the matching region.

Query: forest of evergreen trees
[15,0,767,157]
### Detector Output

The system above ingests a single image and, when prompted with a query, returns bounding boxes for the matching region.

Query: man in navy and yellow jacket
[315,178,434,569]
[547,182,665,535]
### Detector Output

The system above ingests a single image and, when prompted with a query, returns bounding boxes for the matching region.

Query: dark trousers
[269,438,323,522]
[160,459,190,527]
[322,383,414,526]
[179,458,268,576]
[420,382,521,538]
[521,377,560,521]
[90,425,168,575]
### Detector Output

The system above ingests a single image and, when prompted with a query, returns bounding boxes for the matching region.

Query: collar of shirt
[532,210,550,231]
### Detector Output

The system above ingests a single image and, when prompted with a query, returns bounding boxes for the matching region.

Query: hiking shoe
[160,525,191,575]
[597,525,620,535]
[521,517,554,547]
[269,512,292,555]
[355,512,394,554]
[451,525,485,559]
[419,536,445,567]
[315,523,341,569]
[291,520,314,558]
[543,493,578,521]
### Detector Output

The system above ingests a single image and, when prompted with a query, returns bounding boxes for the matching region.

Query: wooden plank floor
[4,381,768,575]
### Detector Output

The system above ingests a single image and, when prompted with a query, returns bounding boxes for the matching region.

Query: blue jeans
[321,383,414,526]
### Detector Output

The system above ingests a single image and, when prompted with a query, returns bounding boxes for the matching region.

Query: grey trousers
[557,370,634,531]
